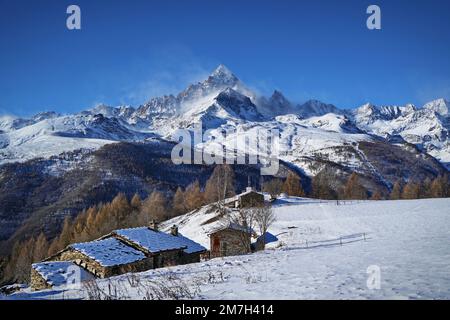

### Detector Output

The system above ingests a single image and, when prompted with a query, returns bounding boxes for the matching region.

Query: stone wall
[210,229,251,258]
[30,268,51,291]
[239,192,265,208]
[179,252,203,265]
[154,249,182,268]
[51,248,153,278]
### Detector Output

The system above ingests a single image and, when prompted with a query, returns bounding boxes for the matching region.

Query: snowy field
[5,198,450,300]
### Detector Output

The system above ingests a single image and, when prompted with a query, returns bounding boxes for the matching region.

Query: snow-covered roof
[209,222,254,235]
[223,189,264,205]
[256,232,279,244]
[32,261,94,287]
[71,238,146,267]
[174,233,207,254]
[114,227,188,254]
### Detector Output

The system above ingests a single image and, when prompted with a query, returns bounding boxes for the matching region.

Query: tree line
[262,171,450,201]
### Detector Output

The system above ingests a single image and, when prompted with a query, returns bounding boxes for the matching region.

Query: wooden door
[212,236,220,254]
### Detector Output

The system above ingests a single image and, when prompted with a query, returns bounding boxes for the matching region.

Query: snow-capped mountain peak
[423,98,449,117]
[296,99,342,118]
[209,64,238,84]
[270,90,292,109]
[32,111,60,122]
[353,102,417,124]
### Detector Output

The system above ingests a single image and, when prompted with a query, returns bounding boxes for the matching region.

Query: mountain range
[1,64,449,169]
[0,65,448,253]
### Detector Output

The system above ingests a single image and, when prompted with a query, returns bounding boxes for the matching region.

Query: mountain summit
[209,64,239,84]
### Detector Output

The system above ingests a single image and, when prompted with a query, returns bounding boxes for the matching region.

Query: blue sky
[1,0,450,116]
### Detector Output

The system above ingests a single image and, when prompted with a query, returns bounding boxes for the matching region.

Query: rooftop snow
[114,227,188,254]
[209,222,254,234]
[223,189,264,205]
[32,261,94,287]
[173,233,207,254]
[71,238,146,267]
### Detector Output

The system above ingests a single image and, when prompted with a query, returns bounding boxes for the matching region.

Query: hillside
[7,197,450,300]
[0,141,296,255]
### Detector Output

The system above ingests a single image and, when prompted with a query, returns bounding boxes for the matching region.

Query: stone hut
[50,237,152,278]
[209,222,253,258]
[36,225,206,288]
[31,261,94,291]
[224,188,265,209]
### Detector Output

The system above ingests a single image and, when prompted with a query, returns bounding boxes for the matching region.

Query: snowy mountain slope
[352,99,450,166]
[11,197,450,300]
[0,113,156,165]
[297,113,362,134]
[0,64,449,172]
[188,112,440,187]
[194,117,372,176]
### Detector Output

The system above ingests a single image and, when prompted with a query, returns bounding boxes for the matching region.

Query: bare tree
[254,204,275,249]
[205,165,235,214]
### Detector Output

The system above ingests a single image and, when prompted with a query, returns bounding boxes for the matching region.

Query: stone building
[224,187,265,209]
[31,225,206,290]
[209,222,253,258]
[50,237,153,278]
[31,261,94,291]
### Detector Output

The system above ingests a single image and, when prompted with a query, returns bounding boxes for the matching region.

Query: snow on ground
[6,198,450,300]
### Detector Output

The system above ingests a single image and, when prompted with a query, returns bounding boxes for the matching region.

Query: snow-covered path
[7,198,450,300]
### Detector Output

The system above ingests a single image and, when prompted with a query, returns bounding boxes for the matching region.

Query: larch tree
[282,172,305,197]
[262,178,284,198]
[172,187,186,216]
[58,216,73,249]
[343,173,368,200]
[33,232,49,263]
[390,180,403,200]
[430,175,446,198]
[204,164,235,212]
[140,191,168,224]
[402,181,420,199]
[370,190,383,200]
[421,178,432,198]
[130,193,142,210]
[184,180,204,211]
